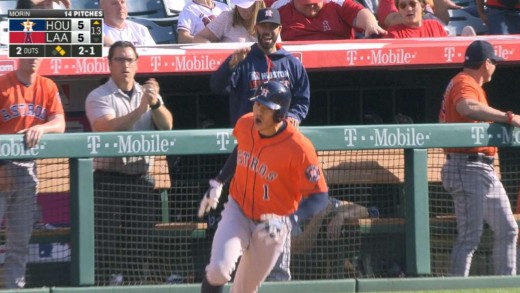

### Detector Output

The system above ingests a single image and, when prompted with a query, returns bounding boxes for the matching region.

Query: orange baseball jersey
[230,113,328,221]
[0,71,64,134]
[439,71,496,156]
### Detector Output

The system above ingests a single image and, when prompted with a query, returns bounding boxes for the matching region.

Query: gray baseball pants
[0,161,38,289]
[442,154,518,276]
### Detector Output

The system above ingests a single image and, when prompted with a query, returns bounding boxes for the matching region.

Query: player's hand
[228,47,251,70]
[287,117,300,129]
[327,213,344,240]
[197,179,223,218]
[18,125,45,148]
[143,78,160,106]
[256,214,288,240]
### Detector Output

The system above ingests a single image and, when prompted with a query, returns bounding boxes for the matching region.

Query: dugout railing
[1,122,520,292]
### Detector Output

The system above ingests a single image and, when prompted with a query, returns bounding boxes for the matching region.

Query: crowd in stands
[169,0,518,44]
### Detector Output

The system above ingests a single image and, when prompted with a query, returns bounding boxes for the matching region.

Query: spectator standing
[386,0,447,38]
[197,80,329,293]
[210,7,309,127]
[193,0,265,43]
[100,0,156,46]
[439,40,519,276]
[271,0,386,41]
[0,58,65,289]
[85,41,173,285]
[476,0,520,34]
[177,0,231,43]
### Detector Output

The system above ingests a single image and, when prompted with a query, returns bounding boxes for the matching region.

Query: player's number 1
[263,184,269,200]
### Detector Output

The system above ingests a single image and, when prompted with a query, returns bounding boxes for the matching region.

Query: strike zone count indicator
[7,9,103,58]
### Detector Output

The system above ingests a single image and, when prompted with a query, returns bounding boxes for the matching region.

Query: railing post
[70,158,95,286]
[404,149,431,276]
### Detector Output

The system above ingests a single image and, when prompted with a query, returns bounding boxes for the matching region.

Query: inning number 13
[263,184,270,200]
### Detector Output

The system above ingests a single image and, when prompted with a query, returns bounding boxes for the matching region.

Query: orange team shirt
[230,113,328,221]
[439,72,496,156]
[0,71,64,134]
[387,19,448,38]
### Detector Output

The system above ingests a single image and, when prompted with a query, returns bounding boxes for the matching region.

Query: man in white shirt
[100,0,156,46]
[176,0,231,43]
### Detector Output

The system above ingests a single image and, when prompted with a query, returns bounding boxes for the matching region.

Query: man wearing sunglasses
[439,40,519,276]
[85,41,173,285]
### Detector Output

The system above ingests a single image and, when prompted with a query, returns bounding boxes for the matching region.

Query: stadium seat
[445,0,487,36]
[446,9,487,36]
[71,0,99,9]
[163,0,190,17]
[0,0,16,16]
[129,17,176,44]
[127,0,167,18]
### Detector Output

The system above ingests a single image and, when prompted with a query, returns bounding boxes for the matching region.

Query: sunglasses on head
[398,1,418,9]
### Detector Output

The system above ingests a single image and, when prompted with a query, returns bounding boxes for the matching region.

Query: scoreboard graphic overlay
[8,10,103,58]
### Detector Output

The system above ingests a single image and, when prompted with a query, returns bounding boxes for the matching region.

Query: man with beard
[210,7,310,128]
[206,7,313,283]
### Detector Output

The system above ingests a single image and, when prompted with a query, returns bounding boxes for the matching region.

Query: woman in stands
[385,0,447,38]
[177,0,231,43]
[192,0,266,43]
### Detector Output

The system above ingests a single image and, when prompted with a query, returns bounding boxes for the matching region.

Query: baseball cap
[463,40,504,67]
[231,0,259,8]
[256,8,281,25]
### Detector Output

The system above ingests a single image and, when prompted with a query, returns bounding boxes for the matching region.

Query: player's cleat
[15,277,26,289]
[165,273,184,284]
[109,273,123,286]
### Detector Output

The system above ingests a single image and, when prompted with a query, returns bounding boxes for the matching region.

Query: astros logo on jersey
[305,165,321,183]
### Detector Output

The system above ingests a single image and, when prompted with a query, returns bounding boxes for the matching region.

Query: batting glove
[197,179,223,218]
[259,213,287,240]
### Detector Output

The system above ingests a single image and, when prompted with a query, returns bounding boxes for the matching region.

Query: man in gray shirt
[85,41,173,285]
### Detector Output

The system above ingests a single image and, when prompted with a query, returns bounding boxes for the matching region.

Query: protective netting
[4,147,520,287]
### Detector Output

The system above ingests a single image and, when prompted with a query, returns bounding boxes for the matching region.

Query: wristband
[150,99,162,110]
[506,111,514,124]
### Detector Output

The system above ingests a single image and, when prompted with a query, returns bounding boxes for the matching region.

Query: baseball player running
[198,80,329,293]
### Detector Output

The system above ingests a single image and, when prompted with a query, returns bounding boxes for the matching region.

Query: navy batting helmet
[250,81,291,122]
